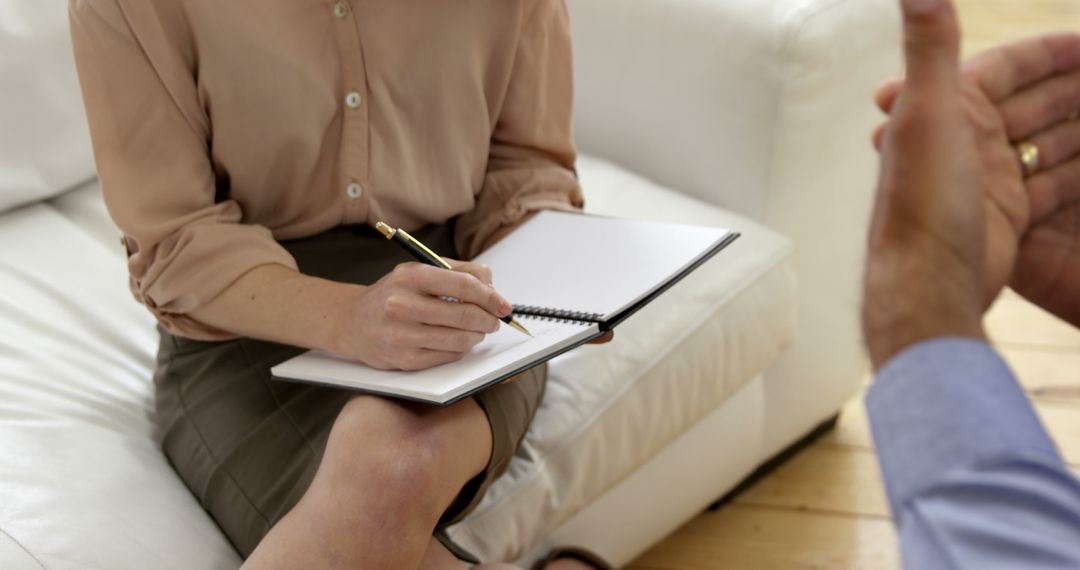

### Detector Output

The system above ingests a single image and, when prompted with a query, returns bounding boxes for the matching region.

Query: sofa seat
[0,153,795,569]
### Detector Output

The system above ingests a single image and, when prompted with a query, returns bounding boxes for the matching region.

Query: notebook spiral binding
[513,305,604,325]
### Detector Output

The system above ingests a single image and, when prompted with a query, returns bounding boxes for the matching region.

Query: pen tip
[509,318,533,337]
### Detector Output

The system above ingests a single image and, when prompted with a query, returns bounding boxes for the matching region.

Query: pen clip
[398,228,454,270]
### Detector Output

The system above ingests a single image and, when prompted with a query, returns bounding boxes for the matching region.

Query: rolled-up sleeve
[70,0,297,339]
[454,0,584,259]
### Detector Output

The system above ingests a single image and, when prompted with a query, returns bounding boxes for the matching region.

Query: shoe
[530,546,615,570]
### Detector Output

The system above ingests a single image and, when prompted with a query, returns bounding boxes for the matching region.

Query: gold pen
[375,222,532,337]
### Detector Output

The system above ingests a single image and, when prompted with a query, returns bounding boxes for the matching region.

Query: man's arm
[864,0,1080,566]
[868,339,1080,569]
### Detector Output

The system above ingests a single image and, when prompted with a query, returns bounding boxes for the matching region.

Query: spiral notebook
[271,211,739,405]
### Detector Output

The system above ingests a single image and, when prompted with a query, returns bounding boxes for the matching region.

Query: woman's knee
[319,396,488,509]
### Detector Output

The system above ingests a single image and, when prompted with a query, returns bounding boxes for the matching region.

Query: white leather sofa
[0,0,900,568]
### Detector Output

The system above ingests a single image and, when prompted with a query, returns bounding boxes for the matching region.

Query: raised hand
[970,35,1080,327]
[873,51,1030,310]
[875,33,1080,327]
[863,0,995,369]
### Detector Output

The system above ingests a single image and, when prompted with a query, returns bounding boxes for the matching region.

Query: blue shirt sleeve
[866,338,1080,569]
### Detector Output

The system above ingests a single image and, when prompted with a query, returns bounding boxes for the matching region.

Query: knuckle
[449,272,476,298]
[396,351,423,371]
[450,332,471,352]
[1045,88,1074,122]
[486,289,503,311]
[399,262,428,280]
[463,261,492,282]
[455,303,471,327]
[457,270,480,289]
[384,295,409,320]
[388,264,415,286]
[463,332,484,351]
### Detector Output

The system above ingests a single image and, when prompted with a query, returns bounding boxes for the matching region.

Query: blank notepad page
[474,211,733,319]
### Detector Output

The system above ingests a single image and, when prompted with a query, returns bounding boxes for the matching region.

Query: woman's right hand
[333,261,513,371]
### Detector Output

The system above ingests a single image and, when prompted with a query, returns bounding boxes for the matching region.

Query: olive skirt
[152,223,546,561]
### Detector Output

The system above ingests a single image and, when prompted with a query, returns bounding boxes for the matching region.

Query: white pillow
[0,0,97,213]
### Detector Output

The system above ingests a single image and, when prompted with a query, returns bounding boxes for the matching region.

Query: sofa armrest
[0,528,43,570]
[570,0,900,219]
[570,0,903,455]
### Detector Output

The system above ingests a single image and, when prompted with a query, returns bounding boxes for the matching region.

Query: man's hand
[969,35,1080,327]
[863,0,1000,370]
[875,33,1080,329]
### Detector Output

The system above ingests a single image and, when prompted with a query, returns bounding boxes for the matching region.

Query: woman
[69,0,602,567]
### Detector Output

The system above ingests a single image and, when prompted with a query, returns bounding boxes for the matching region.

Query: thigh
[153,222,462,555]
[154,332,353,557]
[153,221,548,560]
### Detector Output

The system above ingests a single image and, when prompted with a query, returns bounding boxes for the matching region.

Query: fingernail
[499,300,512,317]
[903,0,940,14]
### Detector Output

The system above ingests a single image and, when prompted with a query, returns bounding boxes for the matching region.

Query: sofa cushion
[0,188,241,570]
[0,0,97,213]
[446,155,796,561]
[0,155,795,568]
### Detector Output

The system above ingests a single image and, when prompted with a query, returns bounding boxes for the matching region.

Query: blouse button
[346,183,363,199]
[345,91,362,109]
[333,2,349,19]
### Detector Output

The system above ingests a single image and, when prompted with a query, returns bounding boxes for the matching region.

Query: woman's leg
[425,541,523,569]
[421,537,469,569]
[243,395,493,569]
[417,537,600,570]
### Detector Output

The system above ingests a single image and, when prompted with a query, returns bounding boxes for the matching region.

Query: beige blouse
[69,0,583,339]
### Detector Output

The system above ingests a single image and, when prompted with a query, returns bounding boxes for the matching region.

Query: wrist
[863,250,988,369]
[864,311,986,370]
[318,282,368,356]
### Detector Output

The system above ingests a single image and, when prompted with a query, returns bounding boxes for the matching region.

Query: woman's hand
[332,260,512,371]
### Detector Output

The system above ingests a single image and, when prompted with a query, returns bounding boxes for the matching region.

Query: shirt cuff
[866,337,1064,518]
[133,220,298,340]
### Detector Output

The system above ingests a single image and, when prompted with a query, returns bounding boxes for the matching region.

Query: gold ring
[1016,141,1041,176]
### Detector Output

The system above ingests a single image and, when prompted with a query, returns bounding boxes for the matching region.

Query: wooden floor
[627,2,1080,569]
